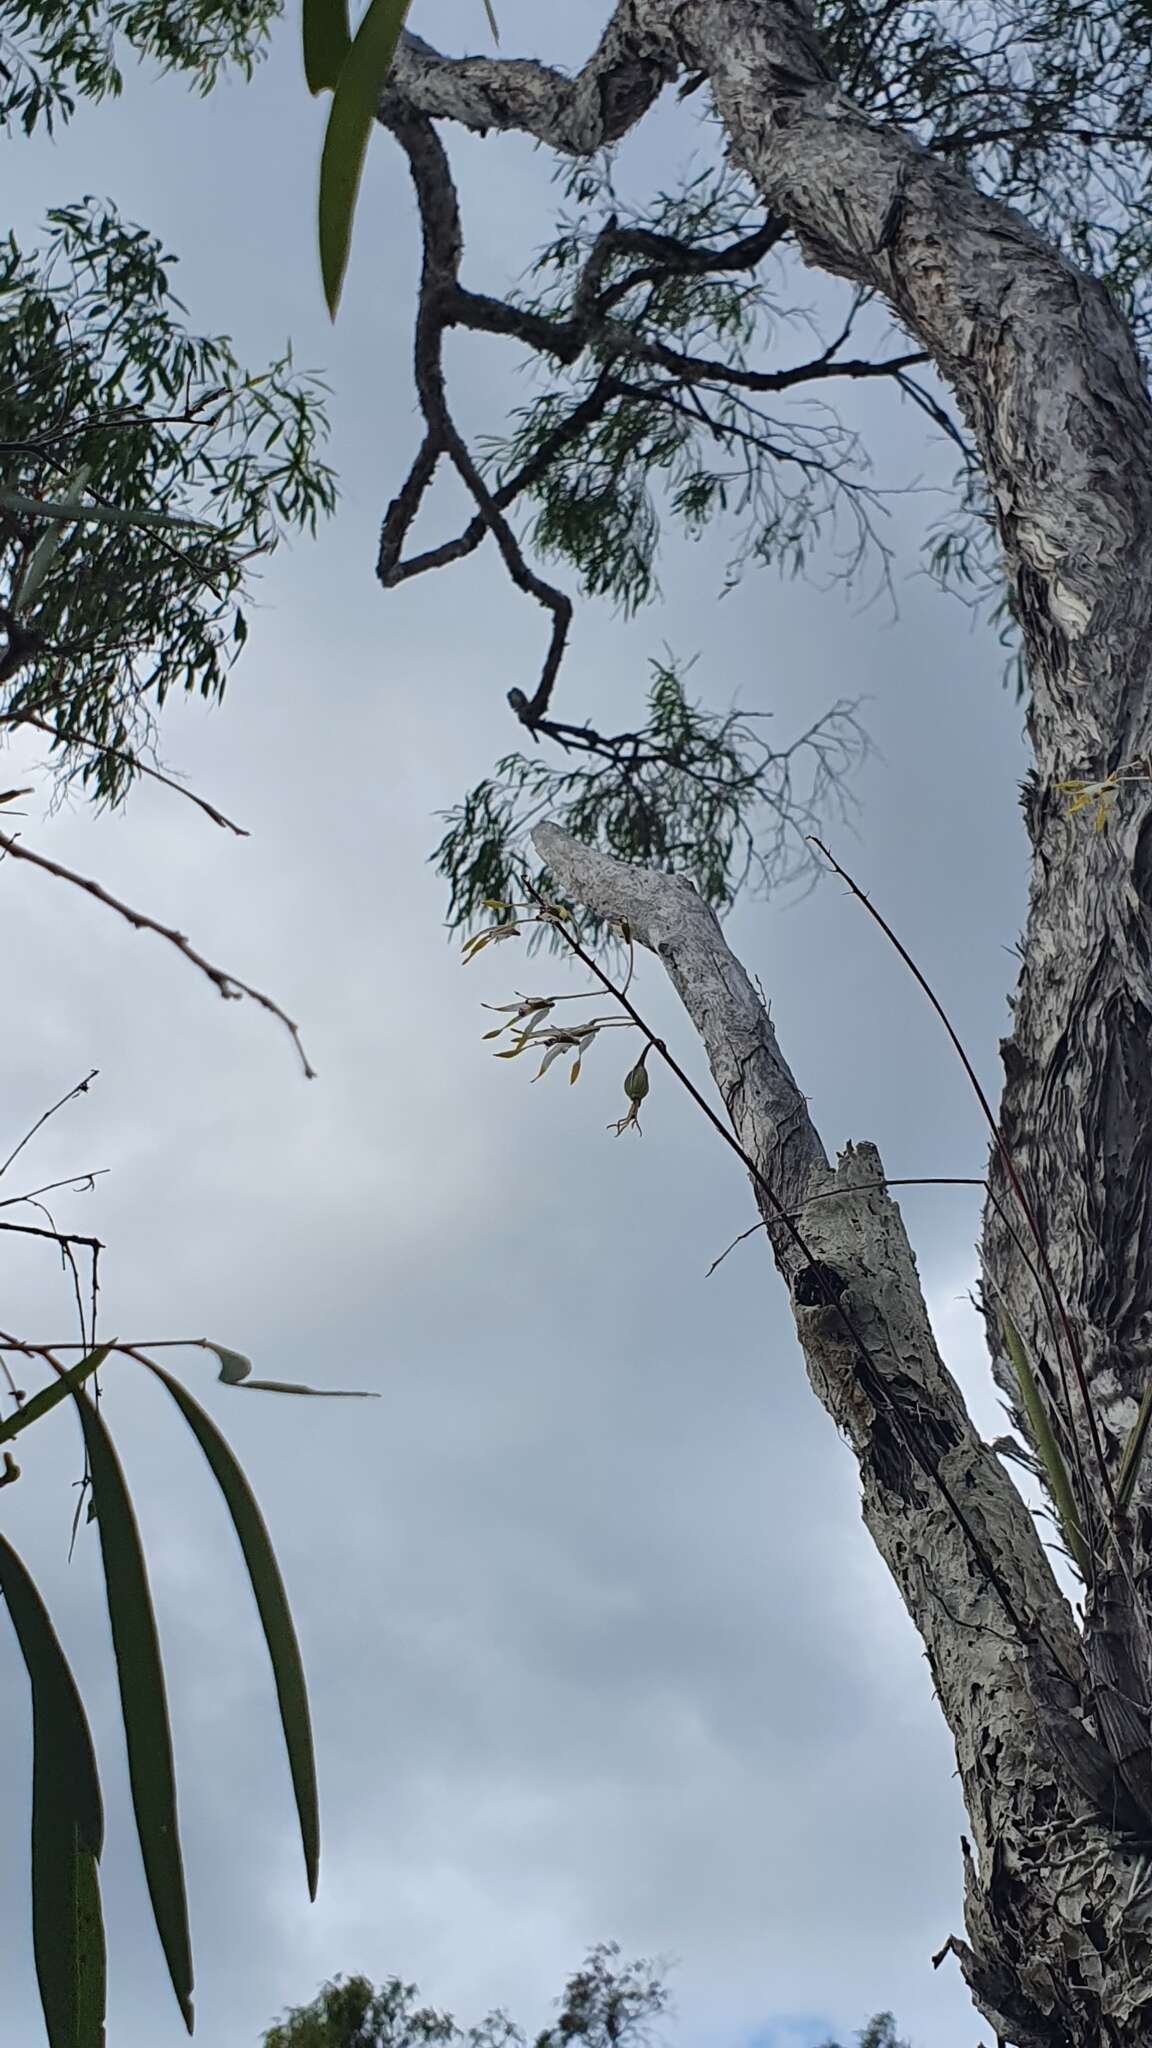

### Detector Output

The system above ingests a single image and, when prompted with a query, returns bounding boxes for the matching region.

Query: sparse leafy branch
[0,200,336,806]
[372,112,979,927]
[434,657,868,943]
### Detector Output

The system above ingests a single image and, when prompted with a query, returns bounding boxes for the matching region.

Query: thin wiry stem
[0,831,314,1076]
[810,836,1116,1529]
[515,876,1079,1679]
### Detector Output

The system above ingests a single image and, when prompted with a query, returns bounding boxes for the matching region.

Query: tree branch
[0,830,314,1077]
[377,93,573,727]
[391,15,679,152]
[530,818,1136,2035]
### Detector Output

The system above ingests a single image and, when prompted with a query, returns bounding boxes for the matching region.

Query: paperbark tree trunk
[384,6,1152,2039]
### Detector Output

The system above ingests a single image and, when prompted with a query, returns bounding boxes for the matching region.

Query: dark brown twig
[0,1070,97,1180]
[378,96,572,727]
[706,1175,989,1274]
[374,92,943,737]
[0,1168,109,1209]
[0,831,314,1077]
[0,1219,103,1253]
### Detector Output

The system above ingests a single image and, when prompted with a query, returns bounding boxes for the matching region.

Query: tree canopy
[6,0,1152,922]
[261,1946,906,2048]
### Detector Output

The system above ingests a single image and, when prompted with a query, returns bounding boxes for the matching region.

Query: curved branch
[378,93,572,726]
[392,15,679,152]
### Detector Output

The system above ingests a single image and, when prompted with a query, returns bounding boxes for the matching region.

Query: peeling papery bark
[383,6,1152,2037]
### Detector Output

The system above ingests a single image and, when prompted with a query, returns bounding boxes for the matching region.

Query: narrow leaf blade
[60,1372,194,2032]
[318,0,413,316]
[138,1360,320,1898]
[13,463,93,608]
[0,1343,113,1447]
[205,1342,377,1399]
[1117,1378,1152,1514]
[238,1378,379,1397]
[304,0,351,91]
[1000,1309,1092,1578]
[0,1530,106,2048]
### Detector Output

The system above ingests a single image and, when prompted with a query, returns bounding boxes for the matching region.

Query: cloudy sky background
[3,6,1037,2044]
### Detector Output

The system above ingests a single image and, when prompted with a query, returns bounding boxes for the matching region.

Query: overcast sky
[2,7,1037,2045]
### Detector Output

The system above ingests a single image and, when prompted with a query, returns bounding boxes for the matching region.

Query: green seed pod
[623,1060,650,1104]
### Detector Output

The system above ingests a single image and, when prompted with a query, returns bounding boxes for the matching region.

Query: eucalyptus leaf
[234,1377,379,1397]
[136,1357,321,1898]
[0,1343,112,1447]
[0,1529,106,2048]
[205,1343,253,1385]
[54,1368,194,2033]
[318,0,413,316]
[13,464,93,609]
[304,0,351,92]
[205,1341,378,1399]
[999,1308,1092,1579]
[0,485,217,537]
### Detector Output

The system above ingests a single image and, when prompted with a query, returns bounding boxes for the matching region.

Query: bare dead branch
[0,1218,103,1254]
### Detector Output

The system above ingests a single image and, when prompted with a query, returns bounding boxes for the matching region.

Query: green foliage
[481,161,884,619]
[0,1333,338,2045]
[0,198,336,803]
[0,1528,105,2048]
[315,0,413,316]
[139,1355,320,1899]
[264,1951,907,2048]
[818,2017,909,2048]
[303,0,349,92]
[433,657,867,943]
[0,0,278,131]
[264,1974,462,2048]
[66,1364,194,2029]
[819,0,1152,344]
[264,1945,669,2048]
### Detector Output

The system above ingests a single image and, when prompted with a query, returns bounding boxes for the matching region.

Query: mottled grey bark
[386,7,1152,2039]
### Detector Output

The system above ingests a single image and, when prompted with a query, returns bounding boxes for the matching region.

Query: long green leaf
[14,464,93,608]
[304,0,351,92]
[57,1369,194,2033]
[0,1344,113,1448]
[0,485,217,536]
[318,0,412,317]
[206,1341,379,1399]
[1117,1378,1152,1514]
[138,1357,321,1898]
[0,1530,106,2048]
[1000,1308,1092,1579]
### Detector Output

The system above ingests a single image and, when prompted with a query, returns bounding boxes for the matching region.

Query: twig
[7,712,249,835]
[0,1070,97,1180]
[379,97,572,726]
[0,1220,103,1253]
[0,831,315,1077]
[706,1174,989,1274]
[0,1168,110,1209]
[809,836,1116,1522]
[517,875,1078,1678]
